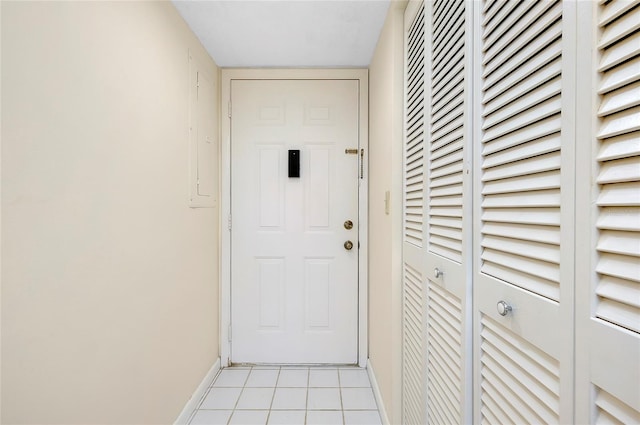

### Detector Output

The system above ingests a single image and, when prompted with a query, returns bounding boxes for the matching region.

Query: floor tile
[343,410,382,425]
[277,369,308,387]
[246,369,280,387]
[306,410,343,425]
[229,410,269,425]
[189,409,233,425]
[200,387,242,410]
[339,369,371,388]
[309,369,339,387]
[271,388,307,410]
[307,388,342,410]
[213,369,250,387]
[236,387,275,410]
[267,410,306,425]
[188,367,380,425]
[341,388,377,410]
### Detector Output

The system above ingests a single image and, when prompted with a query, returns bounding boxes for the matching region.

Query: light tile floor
[187,366,382,425]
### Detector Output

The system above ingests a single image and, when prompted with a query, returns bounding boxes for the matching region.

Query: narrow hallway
[187,366,382,425]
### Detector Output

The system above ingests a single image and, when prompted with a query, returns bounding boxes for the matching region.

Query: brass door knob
[344,220,354,230]
[344,240,354,250]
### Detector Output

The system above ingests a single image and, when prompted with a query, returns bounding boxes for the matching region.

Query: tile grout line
[265,367,281,424]
[227,367,251,425]
[338,368,345,425]
[305,367,310,425]
[189,367,380,425]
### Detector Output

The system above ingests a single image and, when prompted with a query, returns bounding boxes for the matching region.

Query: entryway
[220,70,369,366]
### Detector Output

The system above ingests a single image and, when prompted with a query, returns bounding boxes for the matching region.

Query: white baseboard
[174,358,221,425]
[367,359,390,425]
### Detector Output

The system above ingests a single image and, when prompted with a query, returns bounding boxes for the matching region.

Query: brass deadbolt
[344,220,354,230]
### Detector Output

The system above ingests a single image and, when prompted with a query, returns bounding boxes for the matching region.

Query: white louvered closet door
[424,0,472,423]
[473,1,575,423]
[402,2,427,424]
[587,0,640,422]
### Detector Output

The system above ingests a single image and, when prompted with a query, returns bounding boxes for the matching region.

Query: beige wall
[368,2,406,424]
[1,2,220,423]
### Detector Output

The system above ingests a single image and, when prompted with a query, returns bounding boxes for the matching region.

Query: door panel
[402,2,427,424]
[402,1,472,423]
[587,0,640,421]
[230,79,359,364]
[425,0,472,423]
[474,0,574,423]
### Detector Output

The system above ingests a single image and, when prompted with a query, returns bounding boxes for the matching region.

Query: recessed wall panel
[256,104,285,126]
[305,259,332,329]
[259,147,282,228]
[304,105,333,126]
[307,148,330,228]
[257,258,284,329]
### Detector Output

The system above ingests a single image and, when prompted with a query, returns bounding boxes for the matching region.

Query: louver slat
[404,2,425,248]
[483,1,554,66]
[482,0,517,40]
[599,29,640,71]
[429,0,465,264]
[480,0,563,302]
[427,273,463,425]
[403,263,425,425]
[595,386,640,424]
[480,315,561,424]
[402,3,426,425]
[595,0,640,335]
[483,5,562,83]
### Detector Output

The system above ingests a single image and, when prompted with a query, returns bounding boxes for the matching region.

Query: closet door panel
[473,1,575,423]
[425,0,473,424]
[588,0,640,421]
[402,3,427,424]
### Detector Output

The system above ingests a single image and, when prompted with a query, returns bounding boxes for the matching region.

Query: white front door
[230,79,360,364]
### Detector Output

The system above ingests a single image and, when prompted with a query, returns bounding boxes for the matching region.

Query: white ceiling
[172,0,390,68]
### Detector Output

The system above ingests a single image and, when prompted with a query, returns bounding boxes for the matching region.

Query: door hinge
[360,148,365,179]
[228,101,232,118]
[228,214,232,231]
[228,324,232,342]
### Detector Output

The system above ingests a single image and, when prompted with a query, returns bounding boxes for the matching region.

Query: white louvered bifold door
[402,2,427,424]
[473,1,575,423]
[586,0,640,422]
[424,0,473,423]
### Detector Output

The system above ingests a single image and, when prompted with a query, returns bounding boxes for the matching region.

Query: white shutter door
[474,0,574,423]
[424,0,472,423]
[589,0,640,422]
[402,2,427,424]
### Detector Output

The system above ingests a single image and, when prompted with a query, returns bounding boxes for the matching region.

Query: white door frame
[220,69,369,367]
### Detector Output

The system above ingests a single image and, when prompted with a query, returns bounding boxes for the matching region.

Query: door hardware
[497,301,512,316]
[344,240,354,251]
[434,268,443,278]
[344,220,354,230]
[288,150,300,178]
[345,148,358,154]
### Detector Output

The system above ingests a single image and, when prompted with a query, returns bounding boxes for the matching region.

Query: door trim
[220,69,369,367]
